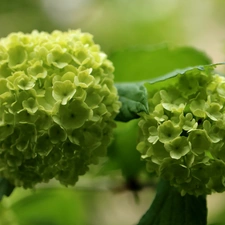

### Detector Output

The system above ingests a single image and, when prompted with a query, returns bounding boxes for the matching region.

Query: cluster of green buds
[137,69,225,196]
[0,30,121,188]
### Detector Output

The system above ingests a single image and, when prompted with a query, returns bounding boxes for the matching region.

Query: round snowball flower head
[137,68,225,196]
[0,30,121,188]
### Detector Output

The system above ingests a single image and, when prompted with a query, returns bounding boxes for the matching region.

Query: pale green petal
[8,46,27,69]
[203,120,222,143]
[205,102,222,121]
[158,120,182,143]
[47,46,72,68]
[190,99,206,118]
[188,129,212,154]
[52,80,76,105]
[180,113,198,131]
[74,69,94,88]
[54,100,91,129]
[27,61,47,79]
[164,136,190,159]
[22,97,38,114]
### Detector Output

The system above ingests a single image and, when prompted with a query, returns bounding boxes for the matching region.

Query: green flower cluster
[0,30,121,188]
[137,69,225,195]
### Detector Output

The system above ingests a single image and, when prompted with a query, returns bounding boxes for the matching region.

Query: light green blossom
[188,130,211,155]
[138,71,225,196]
[0,30,121,188]
[164,136,190,159]
[180,113,198,131]
[158,120,182,143]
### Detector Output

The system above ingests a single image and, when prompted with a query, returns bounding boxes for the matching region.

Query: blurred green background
[1,0,225,224]
[0,0,225,62]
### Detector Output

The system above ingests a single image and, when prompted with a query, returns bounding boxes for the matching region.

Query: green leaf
[209,224,225,225]
[0,178,15,201]
[110,45,212,82]
[208,224,225,225]
[10,188,86,225]
[144,63,225,93]
[115,82,148,122]
[107,119,145,178]
[137,180,207,225]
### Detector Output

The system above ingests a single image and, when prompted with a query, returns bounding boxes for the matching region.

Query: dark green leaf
[115,82,148,122]
[0,178,15,200]
[110,45,212,82]
[137,180,207,225]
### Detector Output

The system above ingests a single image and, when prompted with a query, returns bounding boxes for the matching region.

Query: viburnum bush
[0,30,225,225]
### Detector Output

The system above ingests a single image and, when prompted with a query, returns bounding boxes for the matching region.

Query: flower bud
[0,30,121,188]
